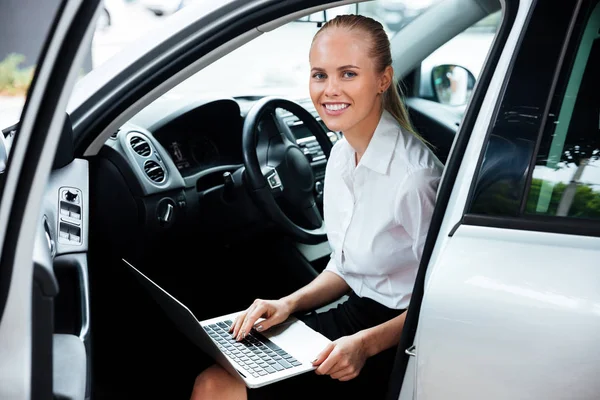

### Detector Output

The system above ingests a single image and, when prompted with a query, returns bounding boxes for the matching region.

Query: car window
[417,10,501,113]
[525,2,600,219]
[0,0,63,173]
[466,0,598,222]
[162,0,443,99]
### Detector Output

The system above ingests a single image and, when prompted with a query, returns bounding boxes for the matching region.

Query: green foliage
[526,178,600,218]
[0,53,34,96]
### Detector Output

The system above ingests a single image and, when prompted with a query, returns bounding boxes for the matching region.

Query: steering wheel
[242,96,333,244]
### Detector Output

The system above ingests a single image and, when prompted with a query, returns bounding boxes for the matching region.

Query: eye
[342,71,357,78]
[312,72,326,80]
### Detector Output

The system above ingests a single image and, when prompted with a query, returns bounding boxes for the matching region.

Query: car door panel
[416,225,600,399]
[0,1,100,399]
[397,0,597,399]
[390,0,531,398]
[32,215,58,400]
[42,157,92,399]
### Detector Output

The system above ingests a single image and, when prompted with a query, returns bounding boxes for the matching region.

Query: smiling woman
[189,12,442,400]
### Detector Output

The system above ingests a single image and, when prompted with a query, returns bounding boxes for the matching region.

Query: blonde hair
[312,14,427,143]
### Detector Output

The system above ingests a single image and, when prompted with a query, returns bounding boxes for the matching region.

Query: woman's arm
[313,310,407,380]
[231,270,349,339]
[282,270,350,314]
[358,310,407,357]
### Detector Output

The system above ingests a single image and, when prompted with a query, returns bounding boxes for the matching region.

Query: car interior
[5,0,503,398]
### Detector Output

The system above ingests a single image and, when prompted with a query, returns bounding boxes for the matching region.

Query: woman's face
[309,27,390,137]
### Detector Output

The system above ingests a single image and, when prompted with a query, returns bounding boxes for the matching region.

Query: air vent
[144,160,165,183]
[129,135,151,157]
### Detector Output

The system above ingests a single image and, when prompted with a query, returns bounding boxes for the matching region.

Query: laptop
[122,259,332,388]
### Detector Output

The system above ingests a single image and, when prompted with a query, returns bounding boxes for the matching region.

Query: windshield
[87,0,442,99]
[167,1,444,98]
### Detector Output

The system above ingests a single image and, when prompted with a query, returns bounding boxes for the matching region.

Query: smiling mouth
[323,103,350,112]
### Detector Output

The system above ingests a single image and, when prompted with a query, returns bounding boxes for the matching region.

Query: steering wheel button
[267,172,282,189]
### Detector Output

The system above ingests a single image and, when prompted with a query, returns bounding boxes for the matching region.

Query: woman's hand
[229,298,292,341]
[312,333,369,381]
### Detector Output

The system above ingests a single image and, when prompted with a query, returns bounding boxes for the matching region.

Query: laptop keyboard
[203,320,303,378]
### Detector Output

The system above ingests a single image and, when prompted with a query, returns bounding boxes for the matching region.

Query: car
[1,0,599,399]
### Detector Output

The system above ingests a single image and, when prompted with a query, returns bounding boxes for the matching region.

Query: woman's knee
[190,365,246,400]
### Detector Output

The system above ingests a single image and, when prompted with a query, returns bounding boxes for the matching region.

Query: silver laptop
[122,259,332,388]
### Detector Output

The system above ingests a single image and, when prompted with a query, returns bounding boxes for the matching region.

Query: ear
[379,66,394,92]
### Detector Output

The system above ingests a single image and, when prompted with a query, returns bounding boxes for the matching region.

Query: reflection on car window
[525,4,600,219]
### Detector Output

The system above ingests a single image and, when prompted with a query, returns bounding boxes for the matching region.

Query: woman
[190,14,442,400]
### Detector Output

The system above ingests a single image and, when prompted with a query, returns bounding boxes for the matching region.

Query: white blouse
[323,110,443,310]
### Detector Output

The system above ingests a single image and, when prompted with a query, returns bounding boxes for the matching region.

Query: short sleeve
[324,253,344,279]
[395,168,441,261]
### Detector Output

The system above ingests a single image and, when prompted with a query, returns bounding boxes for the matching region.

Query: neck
[344,106,384,163]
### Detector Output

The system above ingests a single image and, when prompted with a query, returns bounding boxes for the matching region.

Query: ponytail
[383,78,432,147]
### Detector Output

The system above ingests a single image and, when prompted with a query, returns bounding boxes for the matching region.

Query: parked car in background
[2,1,600,400]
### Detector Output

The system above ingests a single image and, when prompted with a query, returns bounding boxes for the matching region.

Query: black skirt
[246,292,405,400]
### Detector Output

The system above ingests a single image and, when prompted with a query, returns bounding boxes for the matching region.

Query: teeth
[325,103,349,111]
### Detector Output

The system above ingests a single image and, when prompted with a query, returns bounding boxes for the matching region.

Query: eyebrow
[311,65,361,72]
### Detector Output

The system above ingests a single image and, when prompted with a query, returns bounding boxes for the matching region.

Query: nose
[324,76,340,97]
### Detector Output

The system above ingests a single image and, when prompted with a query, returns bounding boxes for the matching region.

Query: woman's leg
[190,364,247,400]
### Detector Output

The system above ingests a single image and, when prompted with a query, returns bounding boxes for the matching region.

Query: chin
[320,118,345,133]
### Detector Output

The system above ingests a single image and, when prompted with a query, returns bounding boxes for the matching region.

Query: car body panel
[416,225,600,399]
[0,1,100,399]
[405,1,600,399]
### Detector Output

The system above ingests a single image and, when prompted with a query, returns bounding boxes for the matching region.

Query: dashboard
[104,94,340,202]
[151,98,244,176]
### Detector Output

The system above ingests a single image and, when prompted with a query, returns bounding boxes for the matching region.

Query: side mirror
[431,64,476,106]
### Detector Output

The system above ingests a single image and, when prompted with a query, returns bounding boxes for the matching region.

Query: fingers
[229,305,253,339]
[312,342,335,372]
[238,303,266,340]
[229,299,268,341]
[332,368,359,381]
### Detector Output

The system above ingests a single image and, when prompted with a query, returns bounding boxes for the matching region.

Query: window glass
[0,0,62,169]
[83,0,444,100]
[419,10,501,112]
[466,0,582,216]
[165,1,442,99]
[525,3,600,219]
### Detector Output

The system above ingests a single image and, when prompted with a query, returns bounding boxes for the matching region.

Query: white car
[1,0,599,399]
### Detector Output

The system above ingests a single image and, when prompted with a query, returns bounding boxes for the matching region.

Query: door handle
[405,344,416,357]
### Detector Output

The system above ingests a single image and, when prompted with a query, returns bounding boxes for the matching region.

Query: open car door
[391,0,600,399]
[0,1,100,399]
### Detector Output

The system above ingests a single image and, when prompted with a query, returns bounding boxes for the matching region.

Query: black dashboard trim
[183,164,242,189]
